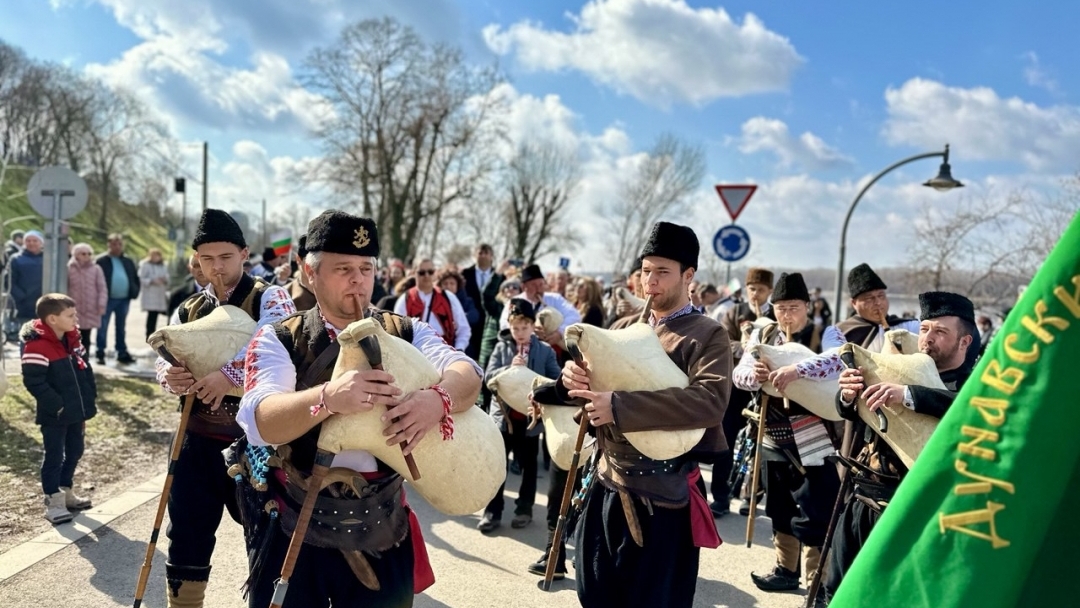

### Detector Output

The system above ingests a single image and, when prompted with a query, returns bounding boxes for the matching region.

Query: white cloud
[738,117,853,171]
[483,0,803,107]
[1022,51,1058,93]
[882,78,1080,170]
[84,38,330,136]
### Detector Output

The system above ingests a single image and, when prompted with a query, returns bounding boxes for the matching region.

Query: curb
[0,473,165,583]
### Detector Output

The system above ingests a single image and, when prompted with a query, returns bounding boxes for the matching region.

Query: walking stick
[540,395,589,592]
[804,347,868,606]
[540,295,653,591]
[132,346,195,608]
[743,388,770,548]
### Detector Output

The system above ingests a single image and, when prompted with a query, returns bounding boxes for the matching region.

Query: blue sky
[1,0,1076,275]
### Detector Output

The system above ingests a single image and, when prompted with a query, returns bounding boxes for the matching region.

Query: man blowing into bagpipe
[537,221,731,608]
[819,291,977,606]
[235,210,481,607]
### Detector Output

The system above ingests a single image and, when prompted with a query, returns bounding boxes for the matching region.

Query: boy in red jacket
[21,293,98,524]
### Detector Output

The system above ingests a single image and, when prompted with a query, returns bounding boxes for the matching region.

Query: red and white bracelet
[431,384,455,441]
[309,383,336,417]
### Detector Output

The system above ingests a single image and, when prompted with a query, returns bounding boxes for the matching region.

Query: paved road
[0,300,811,607]
[0,464,808,608]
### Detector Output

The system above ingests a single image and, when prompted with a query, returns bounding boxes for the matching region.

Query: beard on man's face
[922,339,958,365]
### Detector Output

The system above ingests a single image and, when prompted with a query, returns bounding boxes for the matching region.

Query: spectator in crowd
[462,243,495,360]
[168,254,208,317]
[480,266,520,369]
[66,243,107,353]
[21,293,97,524]
[810,287,833,328]
[479,299,559,533]
[10,230,45,336]
[573,276,605,327]
[394,258,471,350]
[95,233,139,365]
[252,247,282,283]
[977,315,996,357]
[438,267,480,330]
[386,259,406,294]
[548,269,570,298]
[2,229,25,270]
[498,263,581,335]
[690,282,722,316]
[138,248,170,339]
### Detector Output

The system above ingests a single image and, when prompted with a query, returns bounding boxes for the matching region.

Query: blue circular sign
[713,225,750,262]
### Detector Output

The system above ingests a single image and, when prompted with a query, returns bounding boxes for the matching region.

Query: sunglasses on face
[417,269,435,276]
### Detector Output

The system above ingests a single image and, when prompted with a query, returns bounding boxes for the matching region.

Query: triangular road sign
[715,184,757,223]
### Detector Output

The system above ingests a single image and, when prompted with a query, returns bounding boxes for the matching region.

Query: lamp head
[923,144,964,192]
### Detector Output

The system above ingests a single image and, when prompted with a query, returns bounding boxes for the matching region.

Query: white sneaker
[44,492,73,524]
[60,486,92,510]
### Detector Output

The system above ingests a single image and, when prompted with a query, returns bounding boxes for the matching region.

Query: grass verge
[0,374,178,553]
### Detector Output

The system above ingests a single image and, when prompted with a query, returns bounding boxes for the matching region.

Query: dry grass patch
[0,374,178,552]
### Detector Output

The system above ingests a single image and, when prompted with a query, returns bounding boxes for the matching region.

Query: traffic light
[175,177,186,193]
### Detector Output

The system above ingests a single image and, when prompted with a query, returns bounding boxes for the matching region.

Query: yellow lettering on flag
[969,396,1008,427]
[958,426,999,461]
[1020,300,1070,344]
[980,361,1025,396]
[953,459,1016,496]
[938,501,1011,549]
[1053,276,1080,318]
[1003,334,1040,364]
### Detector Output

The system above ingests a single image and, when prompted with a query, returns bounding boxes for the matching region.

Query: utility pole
[201,141,209,211]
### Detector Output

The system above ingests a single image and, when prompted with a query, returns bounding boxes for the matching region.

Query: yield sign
[715,184,757,223]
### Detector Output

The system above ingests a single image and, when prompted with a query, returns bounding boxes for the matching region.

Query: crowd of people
[11,209,1005,608]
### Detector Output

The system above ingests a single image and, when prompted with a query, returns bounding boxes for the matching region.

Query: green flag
[831,212,1080,608]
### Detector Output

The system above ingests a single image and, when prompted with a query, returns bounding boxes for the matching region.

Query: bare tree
[80,83,171,229]
[907,184,1076,306]
[604,133,706,273]
[301,17,505,261]
[503,141,581,263]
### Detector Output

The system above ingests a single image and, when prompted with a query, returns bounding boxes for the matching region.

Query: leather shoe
[709,500,730,518]
[751,565,800,591]
[477,513,500,533]
[116,353,136,365]
[739,498,752,516]
[511,513,532,528]
[528,552,566,579]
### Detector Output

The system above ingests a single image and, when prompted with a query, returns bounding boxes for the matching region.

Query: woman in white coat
[138,248,169,339]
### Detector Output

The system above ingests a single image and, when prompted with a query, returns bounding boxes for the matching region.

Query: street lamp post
[834,144,963,317]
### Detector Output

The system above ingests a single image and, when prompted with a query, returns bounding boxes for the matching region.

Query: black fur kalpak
[192,208,247,250]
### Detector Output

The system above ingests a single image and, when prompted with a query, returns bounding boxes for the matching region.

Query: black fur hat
[262,247,278,263]
[639,221,699,270]
[192,209,247,250]
[772,272,810,302]
[521,264,544,284]
[507,298,537,321]
[305,210,379,257]
[847,263,887,299]
[920,291,975,325]
[296,234,308,258]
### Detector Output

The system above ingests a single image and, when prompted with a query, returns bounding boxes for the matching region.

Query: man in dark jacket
[167,254,208,317]
[461,243,495,360]
[95,233,140,365]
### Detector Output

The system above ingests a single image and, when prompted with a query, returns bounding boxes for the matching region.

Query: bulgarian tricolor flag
[831,211,1080,607]
[270,230,292,258]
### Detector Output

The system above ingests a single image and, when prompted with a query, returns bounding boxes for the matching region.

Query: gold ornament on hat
[353,226,370,249]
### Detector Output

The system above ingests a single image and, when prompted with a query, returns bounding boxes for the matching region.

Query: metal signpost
[26,166,89,294]
[714,184,757,283]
